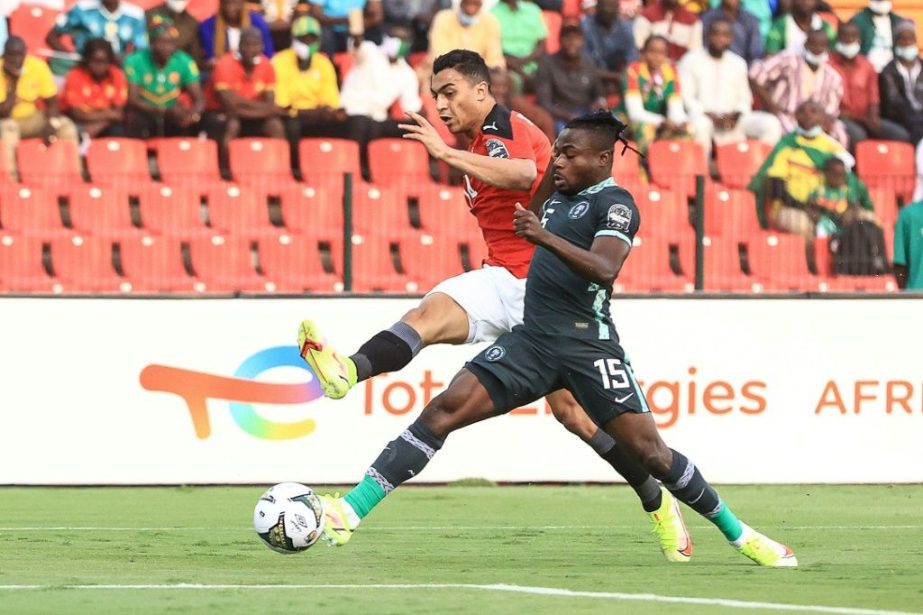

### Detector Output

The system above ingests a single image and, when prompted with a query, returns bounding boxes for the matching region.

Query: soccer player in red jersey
[298,50,691,560]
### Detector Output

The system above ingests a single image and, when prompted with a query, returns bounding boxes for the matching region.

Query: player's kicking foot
[648,487,693,562]
[733,524,798,567]
[319,495,358,546]
[297,320,357,400]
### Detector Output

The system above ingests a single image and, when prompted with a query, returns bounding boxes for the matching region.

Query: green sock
[343,475,386,519]
[707,501,744,542]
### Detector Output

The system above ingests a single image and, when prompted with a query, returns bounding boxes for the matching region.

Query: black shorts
[466,326,650,428]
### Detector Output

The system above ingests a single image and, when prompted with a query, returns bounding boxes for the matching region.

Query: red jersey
[464,104,552,278]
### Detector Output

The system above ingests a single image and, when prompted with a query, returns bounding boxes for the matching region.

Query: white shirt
[340,41,422,122]
[896,58,922,112]
[678,47,752,119]
[868,13,894,72]
[784,13,824,54]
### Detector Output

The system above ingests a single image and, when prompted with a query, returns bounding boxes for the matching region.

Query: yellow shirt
[0,55,57,119]
[766,133,845,204]
[428,9,505,70]
[272,49,340,111]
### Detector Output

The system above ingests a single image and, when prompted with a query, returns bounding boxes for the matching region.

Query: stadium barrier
[1,296,921,485]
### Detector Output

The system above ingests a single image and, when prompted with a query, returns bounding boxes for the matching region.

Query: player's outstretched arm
[399,111,536,191]
[528,159,556,215]
[513,204,629,285]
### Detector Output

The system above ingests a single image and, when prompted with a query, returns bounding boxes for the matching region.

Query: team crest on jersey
[485,139,509,159]
[606,204,633,231]
[568,201,590,219]
[485,345,506,361]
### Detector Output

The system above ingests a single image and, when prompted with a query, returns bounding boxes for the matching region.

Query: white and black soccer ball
[253,482,325,554]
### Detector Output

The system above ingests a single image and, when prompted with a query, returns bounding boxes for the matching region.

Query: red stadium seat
[636,187,691,242]
[612,143,644,187]
[136,183,213,239]
[748,233,819,292]
[85,138,151,188]
[278,184,343,241]
[332,52,355,82]
[615,237,691,293]
[414,184,481,241]
[0,185,73,239]
[351,184,414,239]
[350,234,417,293]
[188,235,273,292]
[855,140,916,202]
[299,138,361,185]
[647,140,708,198]
[715,140,773,190]
[50,236,131,292]
[119,235,204,292]
[541,10,562,55]
[17,139,82,189]
[258,234,343,292]
[368,138,437,190]
[704,187,766,240]
[0,236,61,292]
[228,138,296,190]
[9,4,62,58]
[698,237,760,292]
[67,185,147,239]
[400,235,466,291]
[150,137,223,188]
[205,184,284,239]
[868,186,899,229]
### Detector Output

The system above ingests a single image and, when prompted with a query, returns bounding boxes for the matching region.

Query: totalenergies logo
[139,346,323,440]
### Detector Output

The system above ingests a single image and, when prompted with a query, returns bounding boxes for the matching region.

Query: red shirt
[464,104,552,278]
[829,52,879,120]
[205,53,275,111]
[60,65,128,113]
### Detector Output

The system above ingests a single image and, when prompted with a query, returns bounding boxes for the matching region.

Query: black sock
[589,430,662,512]
[658,449,722,517]
[367,418,445,492]
[351,322,423,382]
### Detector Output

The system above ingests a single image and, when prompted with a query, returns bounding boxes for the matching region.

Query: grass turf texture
[1,485,921,614]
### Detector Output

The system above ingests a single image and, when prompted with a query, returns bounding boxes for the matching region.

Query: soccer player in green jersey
[312,110,797,567]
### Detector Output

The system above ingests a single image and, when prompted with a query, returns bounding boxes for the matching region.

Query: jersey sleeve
[593,188,640,247]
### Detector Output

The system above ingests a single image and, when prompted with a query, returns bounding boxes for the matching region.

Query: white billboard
[0,297,920,484]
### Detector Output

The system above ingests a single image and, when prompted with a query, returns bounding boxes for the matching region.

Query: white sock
[341,498,362,528]
[730,523,754,548]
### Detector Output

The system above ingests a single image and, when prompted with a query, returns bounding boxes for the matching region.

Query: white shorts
[426,265,525,343]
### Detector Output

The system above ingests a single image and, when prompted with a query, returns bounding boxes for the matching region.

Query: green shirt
[124,49,200,109]
[765,14,836,54]
[491,1,547,59]
[893,201,923,291]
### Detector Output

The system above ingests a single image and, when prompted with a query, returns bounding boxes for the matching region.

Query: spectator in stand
[429,0,505,69]
[200,0,274,65]
[261,0,311,52]
[489,67,554,140]
[699,0,763,64]
[849,0,908,73]
[0,36,79,176]
[61,38,128,139]
[764,0,835,55]
[615,35,688,155]
[879,22,923,145]
[311,0,383,54]
[490,0,546,93]
[894,193,923,290]
[829,21,905,149]
[381,0,449,53]
[679,17,780,157]
[747,100,854,237]
[581,0,638,91]
[146,0,204,66]
[633,0,702,63]
[807,156,877,238]
[47,0,148,57]
[708,0,775,42]
[124,16,204,138]
[750,29,847,146]
[535,24,606,134]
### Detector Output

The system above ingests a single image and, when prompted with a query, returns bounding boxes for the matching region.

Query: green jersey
[124,49,199,109]
[524,177,640,340]
[894,201,923,291]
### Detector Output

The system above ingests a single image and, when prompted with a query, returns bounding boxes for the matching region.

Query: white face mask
[804,50,828,66]
[895,45,919,61]
[292,39,311,60]
[797,125,823,138]
[835,42,861,59]
[868,0,891,15]
[165,0,189,12]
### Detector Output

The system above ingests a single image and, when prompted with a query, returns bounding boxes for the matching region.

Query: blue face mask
[797,125,823,138]
[457,10,479,26]
[895,45,919,61]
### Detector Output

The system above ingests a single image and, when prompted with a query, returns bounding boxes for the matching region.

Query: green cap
[292,16,321,37]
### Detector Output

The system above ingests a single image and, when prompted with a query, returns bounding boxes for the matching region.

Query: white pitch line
[0,525,921,532]
[0,583,917,615]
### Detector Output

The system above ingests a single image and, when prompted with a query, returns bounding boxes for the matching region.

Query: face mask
[457,10,479,26]
[381,36,411,59]
[797,125,823,138]
[835,42,861,59]
[292,40,312,60]
[868,0,891,15]
[803,50,828,66]
[165,0,189,12]
[895,45,919,61]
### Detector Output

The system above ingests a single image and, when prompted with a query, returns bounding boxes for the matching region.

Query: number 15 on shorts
[593,358,631,390]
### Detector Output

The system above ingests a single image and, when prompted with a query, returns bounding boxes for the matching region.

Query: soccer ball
[253,482,325,553]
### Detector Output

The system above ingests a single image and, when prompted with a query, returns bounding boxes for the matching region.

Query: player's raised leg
[546,389,692,562]
[605,411,797,567]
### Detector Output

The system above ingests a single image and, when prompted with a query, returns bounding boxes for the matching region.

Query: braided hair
[563,110,641,158]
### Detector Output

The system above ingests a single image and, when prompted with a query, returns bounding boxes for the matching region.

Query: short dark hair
[80,38,116,66]
[560,23,583,39]
[432,49,491,86]
[823,156,846,171]
[706,15,734,34]
[642,34,670,51]
[563,110,629,152]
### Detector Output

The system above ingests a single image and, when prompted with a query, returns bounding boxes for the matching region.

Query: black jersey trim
[480,104,514,140]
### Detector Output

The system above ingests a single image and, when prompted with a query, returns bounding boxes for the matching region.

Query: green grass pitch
[1,485,922,614]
